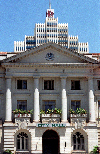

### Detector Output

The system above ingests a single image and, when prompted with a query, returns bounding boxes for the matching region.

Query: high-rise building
[14,4,89,54]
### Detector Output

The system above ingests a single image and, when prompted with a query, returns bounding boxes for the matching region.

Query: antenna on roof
[49,0,51,9]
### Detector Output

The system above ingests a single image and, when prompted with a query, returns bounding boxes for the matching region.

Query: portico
[1,43,99,154]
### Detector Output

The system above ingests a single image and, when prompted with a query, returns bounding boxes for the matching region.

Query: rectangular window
[17,80,27,89]
[43,100,56,112]
[17,138,20,149]
[71,80,80,90]
[97,80,100,90]
[17,100,27,110]
[44,80,54,90]
[71,100,80,111]
[98,101,100,118]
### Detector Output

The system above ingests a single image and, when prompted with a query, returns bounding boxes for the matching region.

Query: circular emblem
[45,53,55,61]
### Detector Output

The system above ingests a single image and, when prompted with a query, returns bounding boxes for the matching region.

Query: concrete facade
[0,42,100,153]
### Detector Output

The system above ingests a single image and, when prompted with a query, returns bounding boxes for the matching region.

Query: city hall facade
[0,3,100,154]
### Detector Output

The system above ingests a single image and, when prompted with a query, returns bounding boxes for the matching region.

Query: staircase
[98,128,100,148]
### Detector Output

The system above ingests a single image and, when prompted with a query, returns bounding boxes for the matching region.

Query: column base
[61,120,68,123]
[33,120,40,123]
[88,121,96,126]
[3,121,14,126]
[4,120,12,123]
[89,120,96,123]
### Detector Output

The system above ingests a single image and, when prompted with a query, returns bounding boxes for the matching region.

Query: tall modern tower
[14,3,89,54]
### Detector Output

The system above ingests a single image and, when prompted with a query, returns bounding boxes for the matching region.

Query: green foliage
[4,149,13,154]
[46,109,53,114]
[69,109,75,114]
[69,108,87,114]
[46,108,62,114]
[40,108,62,115]
[53,108,62,114]
[90,145,99,154]
[12,109,33,114]
[40,109,45,114]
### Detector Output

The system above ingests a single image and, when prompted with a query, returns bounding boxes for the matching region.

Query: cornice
[1,42,98,64]
[1,62,99,69]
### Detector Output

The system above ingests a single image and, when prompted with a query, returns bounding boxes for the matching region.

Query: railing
[14,114,31,123]
[15,152,29,154]
[72,153,88,154]
[41,114,61,123]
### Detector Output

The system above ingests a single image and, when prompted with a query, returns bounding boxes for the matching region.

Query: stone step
[98,130,100,147]
[3,128,15,154]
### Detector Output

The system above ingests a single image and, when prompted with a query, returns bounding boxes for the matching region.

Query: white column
[33,77,39,122]
[5,78,12,122]
[61,77,67,122]
[88,77,95,122]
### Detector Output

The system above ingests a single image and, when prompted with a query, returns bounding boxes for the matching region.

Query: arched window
[17,132,28,151]
[73,132,84,150]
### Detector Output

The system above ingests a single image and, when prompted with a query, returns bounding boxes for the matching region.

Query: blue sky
[0,0,99,53]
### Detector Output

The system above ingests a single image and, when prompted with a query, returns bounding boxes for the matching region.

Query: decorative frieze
[15,114,31,130]
[70,114,87,129]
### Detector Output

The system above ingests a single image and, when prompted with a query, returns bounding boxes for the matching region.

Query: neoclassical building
[0,42,100,154]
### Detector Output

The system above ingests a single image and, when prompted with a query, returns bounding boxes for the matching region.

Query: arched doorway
[42,130,59,154]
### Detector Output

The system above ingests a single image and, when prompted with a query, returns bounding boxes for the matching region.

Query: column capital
[5,76,12,79]
[86,76,94,80]
[33,75,40,79]
[60,75,67,79]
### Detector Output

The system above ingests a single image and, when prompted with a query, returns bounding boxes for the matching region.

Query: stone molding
[2,63,99,68]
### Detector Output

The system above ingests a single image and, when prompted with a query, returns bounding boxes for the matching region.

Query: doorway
[42,130,59,154]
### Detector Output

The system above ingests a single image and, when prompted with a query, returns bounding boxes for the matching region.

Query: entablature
[2,62,99,68]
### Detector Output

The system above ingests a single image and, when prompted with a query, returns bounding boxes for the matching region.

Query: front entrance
[42,130,59,154]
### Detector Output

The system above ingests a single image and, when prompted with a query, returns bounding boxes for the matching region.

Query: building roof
[1,42,99,64]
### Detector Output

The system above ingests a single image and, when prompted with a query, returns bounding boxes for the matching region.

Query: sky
[0,0,99,53]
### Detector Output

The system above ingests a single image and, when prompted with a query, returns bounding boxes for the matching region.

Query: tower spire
[49,0,51,9]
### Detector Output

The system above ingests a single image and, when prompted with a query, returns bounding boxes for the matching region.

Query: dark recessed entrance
[42,130,59,154]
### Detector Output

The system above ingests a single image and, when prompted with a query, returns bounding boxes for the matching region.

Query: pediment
[2,42,98,64]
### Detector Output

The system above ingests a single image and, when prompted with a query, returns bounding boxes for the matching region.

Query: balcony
[70,114,87,129]
[15,152,29,154]
[40,108,61,123]
[69,108,87,128]
[15,114,31,123]
[41,114,61,123]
